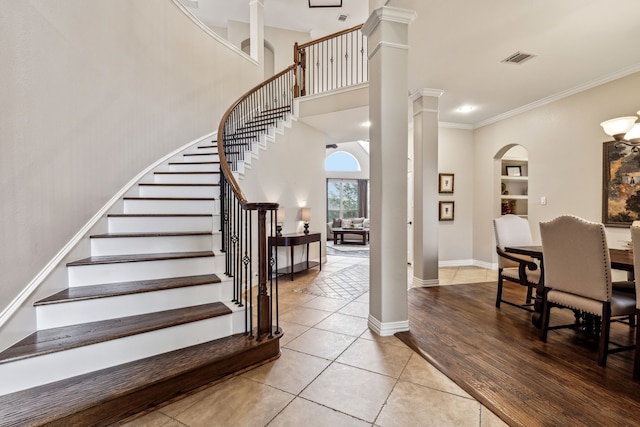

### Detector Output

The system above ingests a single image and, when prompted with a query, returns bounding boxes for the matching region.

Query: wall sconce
[301,207,311,234]
[600,112,640,148]
[276,207,285,236]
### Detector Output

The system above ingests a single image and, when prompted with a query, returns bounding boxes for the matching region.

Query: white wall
[0,0,261,329]
[242,120,327,264]
[438,127,474,263]
[472,72,640,265]
[226,21,311,73]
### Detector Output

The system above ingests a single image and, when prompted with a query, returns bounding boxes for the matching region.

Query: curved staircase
[0,128,286,426]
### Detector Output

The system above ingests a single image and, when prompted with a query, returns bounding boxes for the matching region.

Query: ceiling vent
[501,51,536,65]
[338,14,349,22]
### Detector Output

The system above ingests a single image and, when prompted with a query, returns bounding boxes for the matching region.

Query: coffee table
[332,227,370,245]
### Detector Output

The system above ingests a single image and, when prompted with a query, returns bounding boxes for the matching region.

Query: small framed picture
[505,166,522,177]
[439,201,455,221]
[438,173,454,193]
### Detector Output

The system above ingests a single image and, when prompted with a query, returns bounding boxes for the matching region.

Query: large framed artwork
[603,141,640,227]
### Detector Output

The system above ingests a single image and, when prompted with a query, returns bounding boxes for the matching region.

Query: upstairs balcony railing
[294,24,367,97]
[216,24,367,342]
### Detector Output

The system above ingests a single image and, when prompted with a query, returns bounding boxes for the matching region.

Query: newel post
[257,208,271,337]
[293,43,300,98]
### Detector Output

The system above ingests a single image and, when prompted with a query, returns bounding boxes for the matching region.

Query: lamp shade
[276,207,285,225]
[600,116,637,139]
[301,207,312,223]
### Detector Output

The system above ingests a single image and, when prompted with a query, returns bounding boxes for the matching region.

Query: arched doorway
[241,38,275,79]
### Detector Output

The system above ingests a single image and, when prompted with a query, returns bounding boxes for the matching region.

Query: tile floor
[123,255,507,427]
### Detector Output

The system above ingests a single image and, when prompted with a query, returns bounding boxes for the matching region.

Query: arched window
[325,151,361,171]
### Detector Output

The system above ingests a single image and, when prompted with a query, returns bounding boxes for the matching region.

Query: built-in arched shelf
[496,145,529,218]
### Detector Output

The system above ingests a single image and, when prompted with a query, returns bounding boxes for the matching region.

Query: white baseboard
[438,259,497,270]
[412,277,439,287]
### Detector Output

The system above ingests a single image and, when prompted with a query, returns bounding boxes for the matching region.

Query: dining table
[504,245,634,328]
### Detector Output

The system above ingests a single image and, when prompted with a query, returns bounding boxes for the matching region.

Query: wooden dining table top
[505,245,634,272]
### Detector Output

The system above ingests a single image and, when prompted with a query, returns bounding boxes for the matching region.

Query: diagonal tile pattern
[122,254,508,427]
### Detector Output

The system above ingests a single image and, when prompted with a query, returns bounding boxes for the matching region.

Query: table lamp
[301,207,311,234]
[276,207,285,236]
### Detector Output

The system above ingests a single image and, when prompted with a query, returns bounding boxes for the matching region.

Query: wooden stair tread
[34,274,222,306]
[90,231,212,238]
[0,332,280,426]
[107,213,213,218]
[0,303,232,364]
[122,196,215,200]
[153,171,219,174]
[167,161,219,165]
[67,251,214,267]
[138,183,219,187]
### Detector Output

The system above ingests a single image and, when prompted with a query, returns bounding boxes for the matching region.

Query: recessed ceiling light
[456,105,474,113]
[309,0,342,7]
[362,121,371,127]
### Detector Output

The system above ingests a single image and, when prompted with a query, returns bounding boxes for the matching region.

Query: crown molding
[439,122,474,130]
[475,63,640,129]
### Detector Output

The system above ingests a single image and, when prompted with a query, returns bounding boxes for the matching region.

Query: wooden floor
[396,281,640,427]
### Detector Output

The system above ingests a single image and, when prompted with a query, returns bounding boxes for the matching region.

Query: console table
[268,232,321,281]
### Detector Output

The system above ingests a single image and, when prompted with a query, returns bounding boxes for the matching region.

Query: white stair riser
[153,173,219,184]
[91,234,213,256]
[124,199,218,215]
[192,147,217,154]
[168,163,218,173]
[180,154,220,162]
[139,185,219,198]
[108,216,218,233]
[36,280,235,329]
[230,304,251,335]
[0,313,241,396]
[68,256,225,287]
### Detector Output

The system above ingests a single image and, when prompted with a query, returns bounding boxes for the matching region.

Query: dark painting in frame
[602,141,640,227]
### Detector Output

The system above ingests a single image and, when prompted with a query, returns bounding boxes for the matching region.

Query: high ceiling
[183,0,640,132]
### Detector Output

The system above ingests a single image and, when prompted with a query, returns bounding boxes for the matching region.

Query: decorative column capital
[409,88,444,102]
[362,6,417,37]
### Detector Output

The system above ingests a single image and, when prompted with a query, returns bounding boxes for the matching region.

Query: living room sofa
[326,217,370,242]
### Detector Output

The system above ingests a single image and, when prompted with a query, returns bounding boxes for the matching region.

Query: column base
[367,315,410,336]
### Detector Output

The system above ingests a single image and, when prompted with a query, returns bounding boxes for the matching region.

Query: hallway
[123,255,506,426]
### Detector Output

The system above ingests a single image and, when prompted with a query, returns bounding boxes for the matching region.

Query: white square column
[249,0,264,74]
[411,89,443,286]
[363,6,417,336]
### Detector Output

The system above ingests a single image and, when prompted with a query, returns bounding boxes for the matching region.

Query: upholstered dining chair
[493,214,541,310]
[629,224,640,380]
[539,215,636,366]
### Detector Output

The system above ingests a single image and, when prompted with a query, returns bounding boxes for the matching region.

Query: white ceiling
[183,0,640,139]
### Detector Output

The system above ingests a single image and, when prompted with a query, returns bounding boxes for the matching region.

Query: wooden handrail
[217,64,295,209]
[214,26,367,340]
[295,24,363,51]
